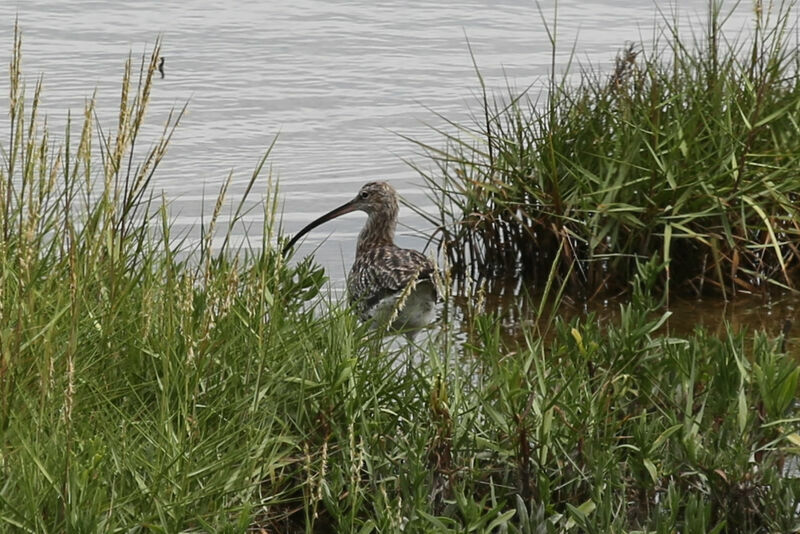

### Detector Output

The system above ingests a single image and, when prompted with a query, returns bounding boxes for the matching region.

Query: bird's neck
[356,211,397,255]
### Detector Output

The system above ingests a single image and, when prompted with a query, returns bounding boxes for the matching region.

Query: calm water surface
[471,287,800,353]
[2,0,797,334]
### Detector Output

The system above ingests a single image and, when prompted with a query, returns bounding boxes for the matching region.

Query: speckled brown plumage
[348,244,436,317]
[283,181,438,335]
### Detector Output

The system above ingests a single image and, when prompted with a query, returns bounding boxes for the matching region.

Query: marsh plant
[414,1,800,300]
[1,17,799,534]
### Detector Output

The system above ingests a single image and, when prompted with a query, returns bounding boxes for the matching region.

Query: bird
[158,57,165,78]
[283,182,438,337]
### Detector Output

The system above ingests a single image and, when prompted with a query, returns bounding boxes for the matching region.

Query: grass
[1,18,799,534]
[411,0,800,300]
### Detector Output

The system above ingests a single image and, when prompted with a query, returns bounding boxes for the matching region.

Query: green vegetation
[414,1,800,299]
[1,13,799,534]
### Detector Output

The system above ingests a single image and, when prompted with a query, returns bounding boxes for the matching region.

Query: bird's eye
[359,191,369,199]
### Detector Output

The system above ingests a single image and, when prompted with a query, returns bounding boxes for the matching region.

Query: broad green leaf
[643,458,658,483]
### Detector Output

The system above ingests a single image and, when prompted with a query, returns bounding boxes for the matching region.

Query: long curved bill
[282,197,360,255]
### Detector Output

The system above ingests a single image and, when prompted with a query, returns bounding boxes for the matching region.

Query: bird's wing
[348,246,437,313]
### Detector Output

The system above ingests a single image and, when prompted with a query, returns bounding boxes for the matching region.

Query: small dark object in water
[158,57,165,78]
[780,319,792,352]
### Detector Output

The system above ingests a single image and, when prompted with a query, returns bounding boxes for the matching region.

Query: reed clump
[1,21,799,534]
[417,1,800,299]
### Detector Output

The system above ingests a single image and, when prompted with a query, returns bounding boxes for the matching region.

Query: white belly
[364,280,437,336]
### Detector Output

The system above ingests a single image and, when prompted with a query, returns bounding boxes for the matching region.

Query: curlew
[283,182,438,337]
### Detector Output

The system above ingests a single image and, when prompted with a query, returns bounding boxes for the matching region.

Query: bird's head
[350,181,397,216]
[282,181,398,255]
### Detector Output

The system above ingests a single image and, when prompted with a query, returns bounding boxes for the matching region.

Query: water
[2,0,796,334]
[472,286,800,355]
[1,1,760,263]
